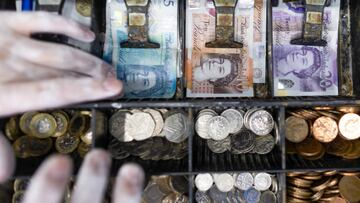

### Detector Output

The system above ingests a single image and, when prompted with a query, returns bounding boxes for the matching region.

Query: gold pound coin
[77,141,91,158]
[28,137,53,157]
[55,133,80,154]
[29,113,57,138]
[80,130,93,145]
[19,112,38,134]
[51,111,69,137]
[339,175,360,202]
[12,191,25,203]
[5,117,21,141]
[69,112,91,137]
[13,178,29,192]
[13,136,32,158]
[75,0,92,17]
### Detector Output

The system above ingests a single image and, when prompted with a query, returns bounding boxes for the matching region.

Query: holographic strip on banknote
[103,0,178,98]
[272,0,340,96]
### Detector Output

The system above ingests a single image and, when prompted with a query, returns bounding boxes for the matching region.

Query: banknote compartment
[285,106,360,171]
[0,109,93,177]
[193,107,282,172]
[92,108,191,176]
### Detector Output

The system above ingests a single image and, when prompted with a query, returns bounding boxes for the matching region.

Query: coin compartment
[92,108,192,176]
[0,109,93,176]
[192,107,282,172]
[285,106,360,171]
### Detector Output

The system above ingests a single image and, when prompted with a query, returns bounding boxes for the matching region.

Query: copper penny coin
[313,116,338,143]
[295,137,323,157]
[339,113,360,140]
[285,116,309,143]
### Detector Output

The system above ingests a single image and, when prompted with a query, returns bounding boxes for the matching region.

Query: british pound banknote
[103,0,178,98]
[253,0,267,83]
[272,0,340,96]
[186,0,256,97]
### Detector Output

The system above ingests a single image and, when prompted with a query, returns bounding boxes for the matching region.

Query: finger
[0,133,15,183]
[0,12,95,42]
[0,76,122,116]
[113,164,144,203]
[10,37,113,79]
[23,155,72,203]
[70,149,111,203]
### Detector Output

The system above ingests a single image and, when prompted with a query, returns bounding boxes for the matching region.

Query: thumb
[0,132,15,183]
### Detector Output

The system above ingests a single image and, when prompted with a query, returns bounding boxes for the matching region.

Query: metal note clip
[205,0,243,48]
[121,0,160,49]
[290,0,331,47]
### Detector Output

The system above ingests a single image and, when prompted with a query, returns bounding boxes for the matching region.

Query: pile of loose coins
[195,173,278,203]
[142,176,189,203]
[287,171,360,202]
[110,109,190,143]
[108,136,187,160]
[10,178,71,203]
[5,111,92,158]
[286,107,360,160]
[195,108,277,155]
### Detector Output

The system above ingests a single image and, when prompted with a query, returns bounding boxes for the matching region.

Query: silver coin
[208,185,227,202]
[163,112,189,143]
[198,109,218,116]
[130,109,142,114]
[208,116,230,141]
[109,110,133,142]
[244,188,261,203]
[259,190,276,203]
[143,183,167,203]
[226,189,244,203]
[244,108,260,129]
[195,190,211,203]
[274,122,280,145]
[213,173,235,192]
[249,110,274,136]
[254,134,275,155]
[230,130,255,154]
[157,108,168,115]
[234,173,254,191]
[254,173,272,191]
[207,137,231,154]
[221,109,244,134]
[196,114,214,139]
[195,173,214,192]
[143,109,164,136]
[270,176,278,193]
[127,112,155,141]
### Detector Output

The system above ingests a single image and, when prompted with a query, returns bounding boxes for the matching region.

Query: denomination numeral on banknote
[290,0,330,47]
[205,0,243,48]
[121,0,160,48]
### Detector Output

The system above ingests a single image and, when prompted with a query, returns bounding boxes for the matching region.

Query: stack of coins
[287,171,360,202]
[286,107,360,160]
[11,178,71,203]
[142,176,189,203]
[195,172,278,203]
[5,111,92,159]
[109,109,190,143]
[108,136,187,160]
[195,108,276,155]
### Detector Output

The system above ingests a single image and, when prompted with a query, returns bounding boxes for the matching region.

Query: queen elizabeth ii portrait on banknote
[193,53,239,88]
[119,65,173,98]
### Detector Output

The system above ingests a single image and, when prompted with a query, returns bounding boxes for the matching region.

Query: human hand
[0,12,123,117]
[1,146,144,203]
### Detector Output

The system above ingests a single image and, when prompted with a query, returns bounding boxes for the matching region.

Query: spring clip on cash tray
[120,0,160,48]
[289,0,331,47]
[205,0,243,48]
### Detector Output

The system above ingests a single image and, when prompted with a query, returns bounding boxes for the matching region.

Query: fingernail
[86,150,111,175]
[119,164,144,195]
[46,156,72,187]
[103,77,123,95]
[85,30,96,41]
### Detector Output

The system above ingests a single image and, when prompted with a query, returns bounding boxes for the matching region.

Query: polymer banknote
[103,0,178,98]
[272,0,340,96]
[186,0,255,97]
[253,0,267,83]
